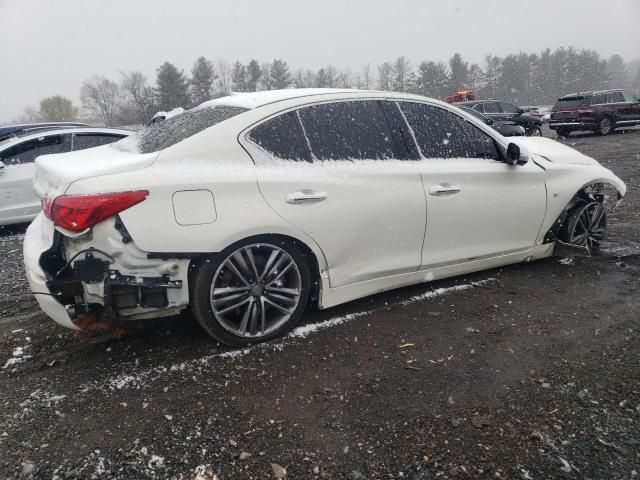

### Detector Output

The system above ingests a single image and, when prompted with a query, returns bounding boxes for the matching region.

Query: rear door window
[591,93,606,105]
[0,134,69,165]
[607,91,625,103]
[72,133,126,150]
[399,102,499,160]
[297,101,396,161]
[247,112,309,162]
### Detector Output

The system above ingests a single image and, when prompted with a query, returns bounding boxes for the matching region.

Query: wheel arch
[542,179,624,244]
[188,232,325,309]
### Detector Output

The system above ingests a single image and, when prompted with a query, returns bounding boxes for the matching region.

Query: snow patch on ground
[87,278,493,393]
[402,278,496,305]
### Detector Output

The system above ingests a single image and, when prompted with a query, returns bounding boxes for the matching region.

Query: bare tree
[120,71,156,124]
[80,75,120,126]
[362,64,373,90]
[378,62,393,90]
[214,58,232,96]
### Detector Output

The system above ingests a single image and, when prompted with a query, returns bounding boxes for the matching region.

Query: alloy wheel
[567,202,606,250]
[209,243,302,339]
[598,117,612,135]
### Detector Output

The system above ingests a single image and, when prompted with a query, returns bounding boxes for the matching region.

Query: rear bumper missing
[24,214,192,329]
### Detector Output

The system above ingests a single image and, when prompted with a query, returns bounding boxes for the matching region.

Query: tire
[556,128,570,138]
[559,201,607,252]
[597,116,613,136]
[527,126,542,137]
[191,237,311,346]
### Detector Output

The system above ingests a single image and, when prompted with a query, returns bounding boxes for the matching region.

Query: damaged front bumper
[24,213,192,330]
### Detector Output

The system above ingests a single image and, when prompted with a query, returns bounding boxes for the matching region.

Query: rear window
[554,96,590,108]
[120,106,247,154]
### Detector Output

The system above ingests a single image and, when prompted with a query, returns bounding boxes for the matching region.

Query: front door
[244,100,427,288]
[397,101,547,268]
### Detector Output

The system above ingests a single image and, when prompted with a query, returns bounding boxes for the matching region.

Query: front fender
[536,164,626,245]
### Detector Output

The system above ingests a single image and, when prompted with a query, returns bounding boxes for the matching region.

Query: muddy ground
[1,128,639,479]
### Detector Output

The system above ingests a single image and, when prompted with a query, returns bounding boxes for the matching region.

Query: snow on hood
[33,144,158,199]
[509,137,598,166]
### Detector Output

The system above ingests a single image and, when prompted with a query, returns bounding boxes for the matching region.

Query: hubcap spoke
[217,296,252,315]
[224,259,250,286]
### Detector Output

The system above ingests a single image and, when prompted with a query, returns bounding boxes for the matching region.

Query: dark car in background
[454,100,543,136]
[0,122,90,142]
[549,89,640,137]
[458,106,525,137]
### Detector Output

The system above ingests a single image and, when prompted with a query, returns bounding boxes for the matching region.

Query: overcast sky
[1,0,639,122]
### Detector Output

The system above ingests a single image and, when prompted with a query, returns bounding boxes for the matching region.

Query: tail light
[42,191,148,232]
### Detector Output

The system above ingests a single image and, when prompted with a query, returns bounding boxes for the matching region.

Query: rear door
[606,91,626,124]
[246,100,427,288]
[397,101,547,268]
[0,133,71,223]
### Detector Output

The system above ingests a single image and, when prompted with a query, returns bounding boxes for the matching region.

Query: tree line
[14,47,640,126]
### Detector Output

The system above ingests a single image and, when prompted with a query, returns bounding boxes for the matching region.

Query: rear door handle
[286,190,328,204]
[429,184,461,196]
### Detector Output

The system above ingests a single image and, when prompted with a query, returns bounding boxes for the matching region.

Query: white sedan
[0,127,131,225]
[23,89,625,346]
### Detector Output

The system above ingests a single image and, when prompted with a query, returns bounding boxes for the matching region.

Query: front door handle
[429,184,461,196]
[286,190,328,204]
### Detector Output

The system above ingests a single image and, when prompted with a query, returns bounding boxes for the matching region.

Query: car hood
[510,137,599,166]
[33,143,158,199]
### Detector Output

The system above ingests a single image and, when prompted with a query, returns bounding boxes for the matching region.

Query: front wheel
[560,201,607,251]
[556,128,570,138]
[191,239,311,346]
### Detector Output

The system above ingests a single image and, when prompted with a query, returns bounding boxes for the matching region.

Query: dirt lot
[1,128,640,479]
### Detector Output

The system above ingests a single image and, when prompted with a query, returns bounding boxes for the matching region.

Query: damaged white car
[24,89,626,345]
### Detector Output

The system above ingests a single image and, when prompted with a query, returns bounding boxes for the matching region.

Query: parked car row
[453,99,544,136]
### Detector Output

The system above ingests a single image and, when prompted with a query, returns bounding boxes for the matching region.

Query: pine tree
[156,62,191,110]
[270,59,292,89]
[246,60,262,91]
[448,53,470,91]
[232,61,248,91]
[190,57,216,105]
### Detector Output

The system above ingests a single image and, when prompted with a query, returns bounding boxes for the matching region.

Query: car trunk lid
[33,142,158,200]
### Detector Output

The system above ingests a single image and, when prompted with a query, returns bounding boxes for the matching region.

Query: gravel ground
[1,127,639,479]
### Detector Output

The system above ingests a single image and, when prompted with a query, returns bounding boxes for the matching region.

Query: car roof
[195,88,394,110]
[453,99,502,106]
[559,89,626,99]
[0,127,132,149]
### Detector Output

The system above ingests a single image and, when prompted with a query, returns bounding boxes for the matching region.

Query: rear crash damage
[29,214,191,330]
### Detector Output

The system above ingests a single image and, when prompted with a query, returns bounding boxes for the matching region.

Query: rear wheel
[560,201,607,251]
[597,117,613,136]
[527,126,542,137]
[191,239,311,346]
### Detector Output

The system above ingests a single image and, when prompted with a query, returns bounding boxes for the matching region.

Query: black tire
[527,126,542,137]
[556,128,570,138]
[597,116,613,136]
[191,237,311,346]
[559,201,607,252]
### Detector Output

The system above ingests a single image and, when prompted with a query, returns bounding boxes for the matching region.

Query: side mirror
[486,118,495,125]
[506,143,522,165]
[0,159,5,169]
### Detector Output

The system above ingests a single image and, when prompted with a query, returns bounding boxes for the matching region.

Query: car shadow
[0,222,30,237]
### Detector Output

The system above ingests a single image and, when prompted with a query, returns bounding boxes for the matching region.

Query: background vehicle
[549,89,640,136]
[0,127,131,225]
[24,89,625,347]
[458,106,526,136]
[0,122,90,142]
[455,99,544,136]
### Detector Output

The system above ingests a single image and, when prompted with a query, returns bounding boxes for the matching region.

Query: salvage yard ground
[1,127,640,479]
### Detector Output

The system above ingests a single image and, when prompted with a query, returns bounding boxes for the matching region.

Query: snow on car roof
[195,88,359,110]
